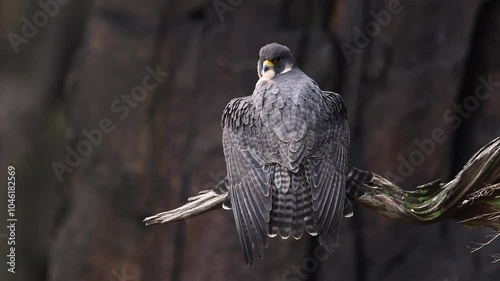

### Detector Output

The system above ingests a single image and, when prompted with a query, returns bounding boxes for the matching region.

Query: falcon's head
[257,43,297,80]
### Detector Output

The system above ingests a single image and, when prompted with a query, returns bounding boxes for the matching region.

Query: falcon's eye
[273,57,281,63]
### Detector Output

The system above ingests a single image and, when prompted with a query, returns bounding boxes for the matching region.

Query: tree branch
[144,137,500,232]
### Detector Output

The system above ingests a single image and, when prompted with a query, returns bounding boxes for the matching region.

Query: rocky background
[0,0,499,281]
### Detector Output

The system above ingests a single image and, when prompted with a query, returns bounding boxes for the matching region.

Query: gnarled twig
[144,137,500,232]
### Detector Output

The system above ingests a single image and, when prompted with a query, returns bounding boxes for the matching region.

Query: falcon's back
[221,43,349,265]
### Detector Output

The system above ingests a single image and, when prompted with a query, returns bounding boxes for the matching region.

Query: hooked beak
[263,60,274,72]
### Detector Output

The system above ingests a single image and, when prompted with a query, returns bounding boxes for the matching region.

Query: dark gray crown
[259,43,293,60]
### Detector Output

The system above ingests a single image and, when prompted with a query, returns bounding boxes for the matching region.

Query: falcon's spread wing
[222,97,272,265]
[308,90,350,251]
[221,76,349,265]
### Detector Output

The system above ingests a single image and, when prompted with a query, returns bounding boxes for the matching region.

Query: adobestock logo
[384,74,500,184]
[281,245,331,281]
[340,0,410,64]
[110,267,140,281]
[51,65,168,182]
[7,0,71,54]
[213,0,244,22]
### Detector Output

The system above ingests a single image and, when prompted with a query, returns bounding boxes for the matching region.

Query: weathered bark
[144,137,500,231]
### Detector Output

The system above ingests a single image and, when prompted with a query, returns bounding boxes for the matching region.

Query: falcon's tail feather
[292,171,317,239]
[279,190,294,238]
[270,166,293,238]
[343,197,353,218]
[270,168,317,240]
[269,186,280,237]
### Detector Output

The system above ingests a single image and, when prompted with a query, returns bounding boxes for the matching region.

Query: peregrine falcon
[221,43,350,265]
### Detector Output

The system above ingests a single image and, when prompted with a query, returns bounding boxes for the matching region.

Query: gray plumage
[221,43,350,265]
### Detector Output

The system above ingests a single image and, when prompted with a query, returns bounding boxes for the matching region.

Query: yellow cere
[263,60,274,67]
